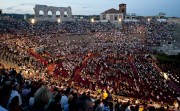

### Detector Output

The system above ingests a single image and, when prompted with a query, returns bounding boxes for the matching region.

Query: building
[158,12,166,19]
[34,4,73,21]
[100,3,126,22]
[167,17,180,24]
[125,13,137,19]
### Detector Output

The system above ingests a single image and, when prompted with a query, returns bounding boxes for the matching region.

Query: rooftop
[101,8,121,14]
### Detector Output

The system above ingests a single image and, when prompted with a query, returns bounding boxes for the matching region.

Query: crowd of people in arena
[145,21,175,46]
[157,61,180,86]
[0,18,180,111]
[0,63,179,111]
[0,19,116,37]
[123,20,175,47]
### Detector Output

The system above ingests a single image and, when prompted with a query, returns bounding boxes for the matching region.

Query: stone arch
[56,11,61,17]
[64,11,68,17]
[39,10,44,17]
[48,11,52,18]
[34,5,72,21]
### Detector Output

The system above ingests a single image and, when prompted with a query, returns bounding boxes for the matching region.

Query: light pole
[147,18,151,51]
[118,18,122,30]
[31,18,35,35]
[118,18,122,22]
[57,18,61,23]
[31,18,35,24]
[57,18,61,35]
[91,18,95,23]
[118,17,124,31]
[147,18,151,23]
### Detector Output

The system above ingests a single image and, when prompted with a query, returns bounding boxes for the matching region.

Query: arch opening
[48,11,52,18]
[56,11,61,17]
[64,11,68,17]
[39,10,44,17]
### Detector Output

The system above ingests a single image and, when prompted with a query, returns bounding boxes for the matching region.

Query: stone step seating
[0,50,20,72]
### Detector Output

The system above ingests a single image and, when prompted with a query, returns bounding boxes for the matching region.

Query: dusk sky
[1,0,180,17]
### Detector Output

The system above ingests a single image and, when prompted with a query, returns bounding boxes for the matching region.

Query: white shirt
[0,105,8,111]
[60,95,68,108]
[64,104,69,111]
[9,90,22,105]
[29,97,34,106]
[22,88,31,97]
[125,106,131,111]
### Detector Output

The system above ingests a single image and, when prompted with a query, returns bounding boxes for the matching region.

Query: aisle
[29,49,48,66]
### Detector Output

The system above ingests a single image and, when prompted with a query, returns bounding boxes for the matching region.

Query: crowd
[1,63,179,111]
[157,61,180,86]
[145,21,175,46]
[0,18,180,111]
[0,19,116,38]
[123,21,175,48]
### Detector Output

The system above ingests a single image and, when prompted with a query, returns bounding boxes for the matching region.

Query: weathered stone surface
[34,4,73,21]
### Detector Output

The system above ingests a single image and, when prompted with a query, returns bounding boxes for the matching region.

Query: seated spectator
[9,96,23,111]
[75,95,93,111]
[0,84,12,111]
[60,87,71,109]
[8,83,22,106]
[124,101,131,111]
[94,99,103,111]
[22,84,31,100]
[32,86,51,111]
[68,92,78,111]
[102,90,108,100]
[64,95,73,111]
[109,102,113,111]
[46,94,62,111]
[103,100,110,111]
[22,91,35,111]
[16,70,23,85]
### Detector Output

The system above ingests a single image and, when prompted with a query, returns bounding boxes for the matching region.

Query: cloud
[19,10,34,14]
[19,3,35,6]
[6,6,16,10]
[15,9,22,11]
[82,7,89,9]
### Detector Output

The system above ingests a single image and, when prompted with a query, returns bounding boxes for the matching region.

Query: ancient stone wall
[34,4,73,21]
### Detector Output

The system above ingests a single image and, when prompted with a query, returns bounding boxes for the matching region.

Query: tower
[24,14,27,20]
[119,4,126,15]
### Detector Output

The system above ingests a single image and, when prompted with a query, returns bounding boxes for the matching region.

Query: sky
[0,0,180,17]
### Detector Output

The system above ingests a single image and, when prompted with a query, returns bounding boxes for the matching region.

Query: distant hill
[1,13,34,20]
[0,13,100,20]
